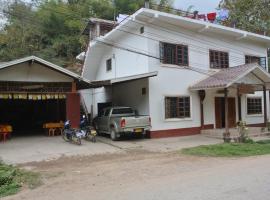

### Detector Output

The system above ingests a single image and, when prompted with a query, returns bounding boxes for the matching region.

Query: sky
[174,0,221,14]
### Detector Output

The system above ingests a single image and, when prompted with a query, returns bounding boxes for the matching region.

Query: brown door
[215,97,236,128]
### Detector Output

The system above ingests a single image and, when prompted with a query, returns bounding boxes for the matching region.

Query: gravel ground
[3,151,270,200]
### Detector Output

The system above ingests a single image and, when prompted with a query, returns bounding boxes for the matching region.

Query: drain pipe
[144,0,149,8]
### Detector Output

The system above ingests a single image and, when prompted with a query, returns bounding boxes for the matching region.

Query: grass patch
[182,140,270,157]
[0,162,42,198]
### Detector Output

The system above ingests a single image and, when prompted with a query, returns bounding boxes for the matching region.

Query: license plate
[91,130,97,135]
[134,128,143,133]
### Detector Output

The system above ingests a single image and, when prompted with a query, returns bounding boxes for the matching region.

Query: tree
[219,0,270,35]
[0,1,43,60]
[0,0,175,66]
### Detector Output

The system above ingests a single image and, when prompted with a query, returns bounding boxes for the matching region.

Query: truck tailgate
[122,116,150,128]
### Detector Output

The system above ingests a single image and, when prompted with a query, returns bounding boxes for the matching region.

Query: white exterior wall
[148,68,203,130]
[112,79,149,115]
[146,24,268,71]
[83,30,150,82]
[83,26,151,117]
[145,22,268,131]
[83,17,269,130]
[81,87,112,116]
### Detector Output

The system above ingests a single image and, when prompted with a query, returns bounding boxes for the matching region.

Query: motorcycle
[80,115,97,143]
[62,116,97,145]
[62,120,82,145]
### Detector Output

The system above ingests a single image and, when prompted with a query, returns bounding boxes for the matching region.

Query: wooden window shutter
[159,42,164,63]
[165,97,170,119]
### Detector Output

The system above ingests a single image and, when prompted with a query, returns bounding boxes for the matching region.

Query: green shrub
[0,162,42,198]
[243,137,255,144]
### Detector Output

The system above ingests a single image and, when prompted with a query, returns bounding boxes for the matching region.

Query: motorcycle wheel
[62,132,69,142]
[75,137,81,145]
[92,136,96,143]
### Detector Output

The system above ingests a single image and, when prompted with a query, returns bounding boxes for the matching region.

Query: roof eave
[0,56,91,87]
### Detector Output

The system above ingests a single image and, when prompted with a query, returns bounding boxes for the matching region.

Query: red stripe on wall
[247,123,265,127]
[150,127,201,139]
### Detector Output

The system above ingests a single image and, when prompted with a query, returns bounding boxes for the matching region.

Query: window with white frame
[106,58,112,71]
[247,97,262,115]
[165,96,190,119]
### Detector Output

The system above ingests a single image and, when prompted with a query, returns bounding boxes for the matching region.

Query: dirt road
[3,150,270,200]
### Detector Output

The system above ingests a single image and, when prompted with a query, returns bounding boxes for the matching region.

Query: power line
[1,3,267,74]
[3,1,265,64]
[13,0,266,59]
[0,10,230,74]
[86,14,259,66]
[113,24,247,65]
[133,12,268,57]
[94,38,218,77]
[1,11,251,75]
[108,11,267,64]
[10,0,269,57]
[0,7,265,85]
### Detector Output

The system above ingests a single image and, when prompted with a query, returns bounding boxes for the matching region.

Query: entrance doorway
[215,97,236,128]
[97,102,112,116]
[0,99,66,136]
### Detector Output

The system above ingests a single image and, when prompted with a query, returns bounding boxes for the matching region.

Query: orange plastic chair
[0,132,9,142]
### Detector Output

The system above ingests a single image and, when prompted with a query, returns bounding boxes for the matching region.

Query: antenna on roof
[145,0,150,9]
[113,0,116,21]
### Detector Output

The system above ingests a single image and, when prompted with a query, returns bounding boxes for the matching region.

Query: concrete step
[202,127,270,139]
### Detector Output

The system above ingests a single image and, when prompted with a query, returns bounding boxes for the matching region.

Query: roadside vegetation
[0,0,172,66]
[0,161,42,198]
[182,140,270,157]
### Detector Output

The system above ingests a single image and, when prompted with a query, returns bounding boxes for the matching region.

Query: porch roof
[90,71,158,88]
[189,63,270,90]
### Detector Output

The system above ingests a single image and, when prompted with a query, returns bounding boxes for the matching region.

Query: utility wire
[4,1,264,64]
[0,9,257,78]
[11,0,266,57]
[0,9,262,70]
[1,4,267,76]
[94,39,219,77]
[0,10,225,74]
[129,12,268,56]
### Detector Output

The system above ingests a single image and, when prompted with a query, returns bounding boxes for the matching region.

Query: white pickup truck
[93,107,151,140]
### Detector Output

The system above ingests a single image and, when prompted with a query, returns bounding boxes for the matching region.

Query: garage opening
[0,98,66,136]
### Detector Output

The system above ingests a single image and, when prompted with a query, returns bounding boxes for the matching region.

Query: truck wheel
[93,123,100,135]
[110,129,118,141]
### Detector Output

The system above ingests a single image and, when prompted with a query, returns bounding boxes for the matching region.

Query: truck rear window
[112,108,134,114]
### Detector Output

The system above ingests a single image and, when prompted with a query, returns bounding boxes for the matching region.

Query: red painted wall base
[150,127,200,139]
[247,123,265,127]
[149,124,214,139]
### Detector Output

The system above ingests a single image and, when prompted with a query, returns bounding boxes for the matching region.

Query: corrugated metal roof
[90,71,158,88]
[189,63,270,90]
[0,56,91,89]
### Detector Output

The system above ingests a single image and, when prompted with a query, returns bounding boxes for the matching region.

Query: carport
[0,56,90,136]
[84,71,158,117]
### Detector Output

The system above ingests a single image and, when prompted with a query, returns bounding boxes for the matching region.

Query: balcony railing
[149,3,268,36]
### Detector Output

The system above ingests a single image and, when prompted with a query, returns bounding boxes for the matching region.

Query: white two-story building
[82,8,270,138]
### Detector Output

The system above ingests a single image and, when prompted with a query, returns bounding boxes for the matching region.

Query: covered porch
[0,56,91,139]
[190,63,270,139]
